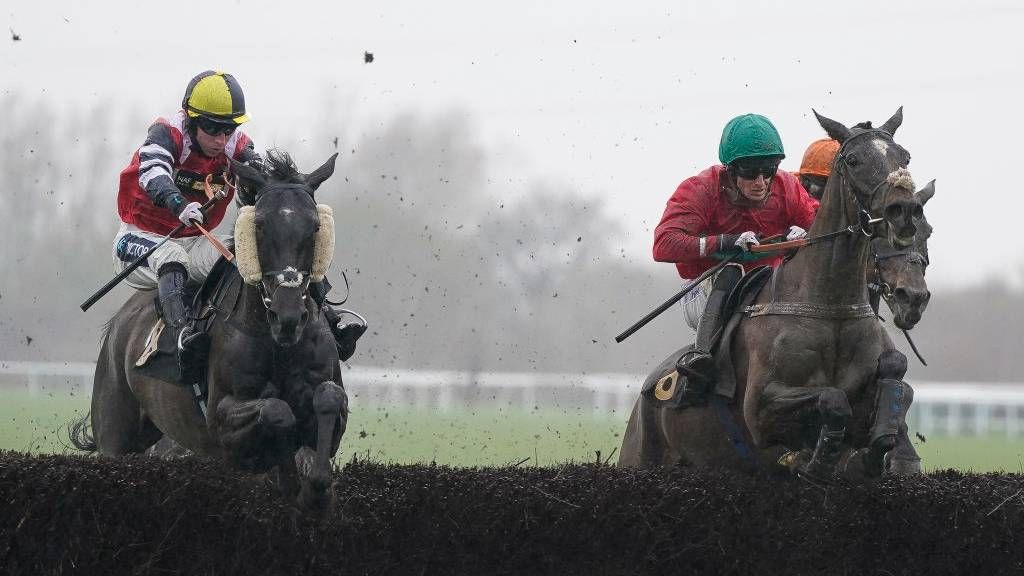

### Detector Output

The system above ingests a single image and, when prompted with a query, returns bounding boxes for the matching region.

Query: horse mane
[264,149,305,184]
[853,121,873,130]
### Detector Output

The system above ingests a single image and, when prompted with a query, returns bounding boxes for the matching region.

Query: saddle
[134,257,238,397]
[642,265,774,408]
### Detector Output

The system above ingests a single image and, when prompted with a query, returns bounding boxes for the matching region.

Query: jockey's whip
[615,252,741,343]
[80,189,227,312]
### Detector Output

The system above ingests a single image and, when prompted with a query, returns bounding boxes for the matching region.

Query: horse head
[871,179,934,329]
[814,107,923,249]
[230,151,338,347]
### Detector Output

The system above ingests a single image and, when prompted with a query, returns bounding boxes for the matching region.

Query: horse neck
[235,281,272,335]
[787,177,871,305]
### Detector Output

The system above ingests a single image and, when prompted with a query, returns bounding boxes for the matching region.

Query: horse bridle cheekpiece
[834,129,914,238]
[233,202,335,308]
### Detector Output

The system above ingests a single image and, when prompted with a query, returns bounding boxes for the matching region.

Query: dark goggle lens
[196,118,237,136]
[734,162,779,179]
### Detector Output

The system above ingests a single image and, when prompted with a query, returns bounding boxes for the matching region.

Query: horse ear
[304,153,339,193]
[813,109,852,143]
[916,179,935,206]
[880,106,904,136]
[229,158,266,205]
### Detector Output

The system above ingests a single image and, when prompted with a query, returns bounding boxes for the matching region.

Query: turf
[3,390,1024,471]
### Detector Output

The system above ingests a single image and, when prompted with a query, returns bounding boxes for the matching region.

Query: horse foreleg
[801,388,853,481]
[294,381,348,510]
[753,382,852,479]
[847,351,914,479]
[215,394,296,472]
[885,422,923,475]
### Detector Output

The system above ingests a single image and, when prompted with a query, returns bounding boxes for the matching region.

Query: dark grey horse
[870,179,934,329]
[620,108,926,481]
[72,152,347,511]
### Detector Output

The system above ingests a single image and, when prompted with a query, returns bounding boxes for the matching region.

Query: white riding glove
[177,201,205,226]
[786,225,807,241]
[735,231,760,252]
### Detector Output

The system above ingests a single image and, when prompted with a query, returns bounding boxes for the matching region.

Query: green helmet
[718,114,785,165]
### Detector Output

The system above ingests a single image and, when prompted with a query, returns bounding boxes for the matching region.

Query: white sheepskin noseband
[886,168,915,193]
[233,204,335,285]
[234,206,261,285]
[311,205,335,281]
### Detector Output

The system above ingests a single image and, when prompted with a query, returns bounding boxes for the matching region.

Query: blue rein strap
[709,394,761,471]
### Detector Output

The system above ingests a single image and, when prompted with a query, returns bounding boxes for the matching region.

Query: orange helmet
[797,138,840,177]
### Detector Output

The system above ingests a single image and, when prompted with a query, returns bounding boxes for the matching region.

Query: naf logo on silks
[116,234,156,267]
[174,169,225,196]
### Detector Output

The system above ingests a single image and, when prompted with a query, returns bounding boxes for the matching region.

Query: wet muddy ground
[1,451,1022,575]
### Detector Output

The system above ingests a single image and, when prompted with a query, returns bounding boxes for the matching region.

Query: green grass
[3,390,1024,472]
[914,434,1024,473]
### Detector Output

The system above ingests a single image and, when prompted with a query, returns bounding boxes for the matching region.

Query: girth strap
[745,301,876,320]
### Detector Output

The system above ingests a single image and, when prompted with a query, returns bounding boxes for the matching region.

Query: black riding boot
[676,265,743,385]
[158,263,190,332]
[310,280,367,362]
[157,263,205,383]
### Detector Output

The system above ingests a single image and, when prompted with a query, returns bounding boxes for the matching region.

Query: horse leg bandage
[869,379,914,446]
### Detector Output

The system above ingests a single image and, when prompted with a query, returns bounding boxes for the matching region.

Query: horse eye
[912,205,924,219]
[847,153,859,166]
[885,204,904,220]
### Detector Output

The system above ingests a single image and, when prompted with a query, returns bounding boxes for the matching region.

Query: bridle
[832,129,907,239]
[869,247,928,303]
[248,185,319,311]
[256,268,312,310]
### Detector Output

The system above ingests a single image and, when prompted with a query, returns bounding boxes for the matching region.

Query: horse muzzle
[266,287,310,347]
[892,287,930,330]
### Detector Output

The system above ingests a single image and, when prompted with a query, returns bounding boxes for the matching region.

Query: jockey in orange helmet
[795,138,840,200]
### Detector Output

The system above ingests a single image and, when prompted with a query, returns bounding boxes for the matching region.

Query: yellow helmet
[181,70,250,124]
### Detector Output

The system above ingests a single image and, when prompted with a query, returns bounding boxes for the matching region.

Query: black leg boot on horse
[309,279,367,362]
[675,264,743,400]
[157,263,207,385]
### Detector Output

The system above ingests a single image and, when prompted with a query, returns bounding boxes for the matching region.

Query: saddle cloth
[641,265,774,408]
[133,256,237,388]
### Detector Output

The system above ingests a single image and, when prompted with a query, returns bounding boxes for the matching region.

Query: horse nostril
[894,288,910,303]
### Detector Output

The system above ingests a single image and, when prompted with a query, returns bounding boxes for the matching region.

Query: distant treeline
[0,95,1018,383]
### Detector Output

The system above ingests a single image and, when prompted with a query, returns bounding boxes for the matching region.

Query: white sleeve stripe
[139,158,172,173]
[140,168,171,187]
[139,143,173,159]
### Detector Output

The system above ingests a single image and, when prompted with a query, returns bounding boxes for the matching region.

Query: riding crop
[614,251,742,343]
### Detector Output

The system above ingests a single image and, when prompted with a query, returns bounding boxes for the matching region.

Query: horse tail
[67,413,97,452]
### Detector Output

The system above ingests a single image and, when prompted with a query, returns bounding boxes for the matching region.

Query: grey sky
[4,0,1021,290]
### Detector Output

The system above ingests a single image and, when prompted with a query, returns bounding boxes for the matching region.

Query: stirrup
[675,350,714,382]
[331,309,368,362]
[334,308,367,330]
[177,325,196,352]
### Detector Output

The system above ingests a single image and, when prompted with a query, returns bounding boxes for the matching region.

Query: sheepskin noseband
[234,204,335,285]
[311,205,335,281]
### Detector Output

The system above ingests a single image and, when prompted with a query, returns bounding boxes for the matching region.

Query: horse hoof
[886,456,923,476]
[843,448,885,482]
[797,462,841,486]
[777,449,812,473]
[297,479,337,513]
